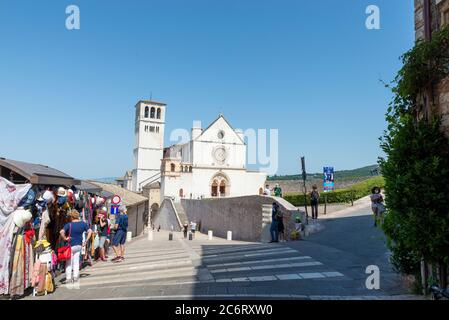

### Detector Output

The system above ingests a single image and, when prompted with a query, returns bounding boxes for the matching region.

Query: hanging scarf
[9,234,24,297]
[0,214,16,295]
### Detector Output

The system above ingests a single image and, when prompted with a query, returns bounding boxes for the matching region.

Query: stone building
[125,99,267,205]
[160,114,267,202]
[414,0,449,133]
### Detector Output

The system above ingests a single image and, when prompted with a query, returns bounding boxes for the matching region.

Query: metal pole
[324,194,327,215]
[301,157,308,222]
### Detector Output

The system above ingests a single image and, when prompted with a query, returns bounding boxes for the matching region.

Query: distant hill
[90,177,119,184]
[268,165,380,181]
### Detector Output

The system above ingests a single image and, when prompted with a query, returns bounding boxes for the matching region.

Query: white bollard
[208,230,213,240]
[127,231,132,243]
[148,230,154,241]
[227,231,232,241]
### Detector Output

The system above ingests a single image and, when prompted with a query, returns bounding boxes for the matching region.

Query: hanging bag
[57,223,72,262]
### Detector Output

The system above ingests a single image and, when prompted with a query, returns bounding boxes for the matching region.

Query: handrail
[138,172,161,188]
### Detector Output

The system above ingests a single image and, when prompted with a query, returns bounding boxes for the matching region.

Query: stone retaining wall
[181,196,305,242]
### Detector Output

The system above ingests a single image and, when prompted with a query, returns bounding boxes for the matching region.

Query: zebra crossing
[32,231,346,299]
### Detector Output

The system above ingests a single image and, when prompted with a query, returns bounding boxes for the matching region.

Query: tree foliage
[379,26,449,276]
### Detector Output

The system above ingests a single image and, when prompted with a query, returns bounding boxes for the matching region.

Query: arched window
[189,166,193,173]
[211,180,218,197]
[157,108,161,119]
[144,106,149,118]
[170,163,176,172]
[179,189,184,198]
[150,107,156,118]
[220,181,226,197]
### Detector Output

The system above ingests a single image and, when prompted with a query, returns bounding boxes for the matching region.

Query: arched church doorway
[210,173,230,197]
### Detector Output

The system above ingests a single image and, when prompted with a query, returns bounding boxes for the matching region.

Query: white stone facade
[129,100,267,202]
[131,101,165,192]
[160,115,267,202]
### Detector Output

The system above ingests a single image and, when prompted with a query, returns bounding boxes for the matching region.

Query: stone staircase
[174,202,189,227]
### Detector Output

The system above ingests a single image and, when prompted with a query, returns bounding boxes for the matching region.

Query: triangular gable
[195,115,245,145]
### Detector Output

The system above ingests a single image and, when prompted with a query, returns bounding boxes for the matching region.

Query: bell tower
[132,100,166,192]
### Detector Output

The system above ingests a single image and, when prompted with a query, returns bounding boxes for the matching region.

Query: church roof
[195,114,245,144]
[138,100,166,106]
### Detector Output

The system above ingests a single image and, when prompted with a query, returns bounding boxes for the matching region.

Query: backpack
[311,191,319,201]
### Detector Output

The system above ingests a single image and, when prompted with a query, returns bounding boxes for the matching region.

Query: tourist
[274,183,283,198]
[112,205,128,263]
[264,184,272,196]
[270,202,280,243]
[310,185,320,219]
[370,187,385,227]
[97,210,108,262]
[183,222,189,238]
[60,209,93,284]
[190,221,197,239]
[278,210,285,242]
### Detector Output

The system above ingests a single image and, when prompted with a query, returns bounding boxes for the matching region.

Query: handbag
[57,223,72,262]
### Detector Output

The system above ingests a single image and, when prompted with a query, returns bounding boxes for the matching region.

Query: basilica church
[126,100,267,204]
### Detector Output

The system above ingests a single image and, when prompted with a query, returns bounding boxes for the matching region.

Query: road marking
[207,256,312,268]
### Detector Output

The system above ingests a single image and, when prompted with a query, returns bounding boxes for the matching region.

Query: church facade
[129,100,267,203]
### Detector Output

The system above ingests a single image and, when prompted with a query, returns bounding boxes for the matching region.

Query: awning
[0,157,80,186]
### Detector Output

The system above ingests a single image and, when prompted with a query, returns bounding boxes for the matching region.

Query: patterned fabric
[0,177,32,227]
[0,214,16,295]
[9,234,24,297]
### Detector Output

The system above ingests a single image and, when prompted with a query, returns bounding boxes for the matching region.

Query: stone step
[77,266,198,287]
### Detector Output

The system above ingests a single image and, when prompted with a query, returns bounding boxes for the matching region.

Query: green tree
[379,26,449,291]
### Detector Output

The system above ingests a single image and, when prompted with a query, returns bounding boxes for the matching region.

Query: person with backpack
[310,185,320,219]
[112,205,128,263]
[270,202,281,243]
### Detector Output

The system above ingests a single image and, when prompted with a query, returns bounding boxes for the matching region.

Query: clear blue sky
[0,0,415,179]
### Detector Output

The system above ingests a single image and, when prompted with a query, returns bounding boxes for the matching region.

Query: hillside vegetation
[284,176,385,206]
[268,165,380,181]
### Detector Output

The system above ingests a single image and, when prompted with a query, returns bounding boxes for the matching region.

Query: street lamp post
[301,157,308,223]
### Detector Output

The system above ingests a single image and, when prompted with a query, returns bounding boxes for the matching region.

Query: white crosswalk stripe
[42,231,346,299]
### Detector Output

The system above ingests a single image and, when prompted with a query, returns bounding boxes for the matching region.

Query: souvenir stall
[0,158,105,298]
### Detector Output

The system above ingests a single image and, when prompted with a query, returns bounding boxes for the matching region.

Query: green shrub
[284,176,385,206]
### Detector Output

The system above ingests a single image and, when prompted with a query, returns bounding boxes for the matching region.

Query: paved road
[29,205,420,300]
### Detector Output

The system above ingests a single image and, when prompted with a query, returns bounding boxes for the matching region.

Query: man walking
[270,202,280,243]
[273,183,283,198]
[112,205,128,263]
[310,185,320,219]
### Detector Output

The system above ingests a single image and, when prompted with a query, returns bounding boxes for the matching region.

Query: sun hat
[57,187,67,197]
[42,190,55,203]
[96,197,105,206]
[13,207,33,228]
